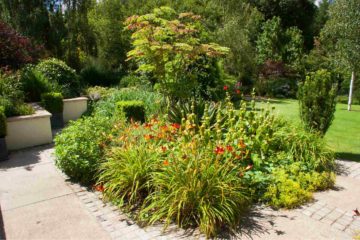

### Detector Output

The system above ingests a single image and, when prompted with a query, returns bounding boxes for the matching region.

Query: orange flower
[161,146,167,152]
[160,125,169,132]
[236,89,241,94]
[226,145,233,152]
[144,134,154,141]
[238,140,246,149]
[215,146,225,155]
[144,123,153,129]
[94,184,104,192]
[163,160,169,166]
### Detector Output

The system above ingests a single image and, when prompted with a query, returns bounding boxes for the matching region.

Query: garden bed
[63,97,88,122]
[6,104,52,150]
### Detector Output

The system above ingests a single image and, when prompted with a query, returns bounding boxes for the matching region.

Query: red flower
[215,146,225,155]
[171,123,181,129]
[163,160,169,166]
[161,146,167,152]
[236,89,241,94]
[226,145,233,152]
[223,85,229,91]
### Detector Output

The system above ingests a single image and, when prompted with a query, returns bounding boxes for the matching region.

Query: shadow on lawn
[337,152,360,162]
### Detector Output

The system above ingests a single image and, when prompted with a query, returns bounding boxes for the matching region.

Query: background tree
[125,7,229,100]
[321,0,360,111]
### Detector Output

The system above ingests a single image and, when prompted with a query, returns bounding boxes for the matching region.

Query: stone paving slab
[0,145,111,240]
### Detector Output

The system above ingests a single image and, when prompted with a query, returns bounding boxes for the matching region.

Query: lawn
[257,99,360,161]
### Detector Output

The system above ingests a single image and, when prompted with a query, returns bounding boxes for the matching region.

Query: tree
[321,0,360,111]
[0,21,43,70]
[298,69,337,135]
[125,7,229,100]
[246,0,316,50]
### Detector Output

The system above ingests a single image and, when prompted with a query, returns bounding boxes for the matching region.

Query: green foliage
[99,144,159,208]
[54,115,116,185]
[20,65,53,102]
[298,69,337,135]
[125,7,229,100]
[92,88,163,119]
[0,106,7,137]
[119,74,152,90]
[0,72,34,117]
[35,58,80,98]
[85,86,117,101]
[41,92,64,113]
[263,169,312,209]
[95,94,335,237]
[256,17,304,67]
[321,0,360,71]
[80,58,123,87]
[116,101,145,122]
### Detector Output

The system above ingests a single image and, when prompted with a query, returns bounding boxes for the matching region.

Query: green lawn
[256,99,360,161]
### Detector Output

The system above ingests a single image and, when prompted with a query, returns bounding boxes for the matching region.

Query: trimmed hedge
[0,106,6,138]
[41,92,64,113]
[116,100,145,122]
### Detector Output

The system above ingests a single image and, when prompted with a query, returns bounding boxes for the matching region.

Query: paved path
[0,145,360,240]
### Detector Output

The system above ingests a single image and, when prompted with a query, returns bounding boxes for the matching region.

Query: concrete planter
[5,106,52,151]
[63,97,88,122]
[0,138,8,161]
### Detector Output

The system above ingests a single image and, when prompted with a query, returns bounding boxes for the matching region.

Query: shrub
[35,58,80,98]
[298,69,337,135]
[54,115,116,185]
[20,65,54,102]
[92,88,163,119]
[0,106,6,137]
[119,74,152,90]
[80,60,122,87]
[0,72,34,117]
[263,169,312,209]
[116,101,145,122]
[41,92,63,113]
[0,21,43,70]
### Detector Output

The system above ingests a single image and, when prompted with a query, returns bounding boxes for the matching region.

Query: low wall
[63,97,88,122]
[6,107,52,151]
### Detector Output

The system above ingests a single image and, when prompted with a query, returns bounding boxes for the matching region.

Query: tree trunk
[348,71,355,111]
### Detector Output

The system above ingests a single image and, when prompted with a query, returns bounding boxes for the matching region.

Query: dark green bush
[0,106,6,137]
[116,100,145,122]
[80,62,122,87]
[54,115,116,185]
[35,58,80,98]
[41,92,64,113]
[20,65,53,102]
[298,69,337,135]
[0,72,34,117]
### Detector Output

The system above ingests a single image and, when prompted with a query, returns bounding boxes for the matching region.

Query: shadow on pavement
[0,144,53,171]
[0,205,5,239]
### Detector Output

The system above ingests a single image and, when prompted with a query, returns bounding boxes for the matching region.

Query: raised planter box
[5,105,52,151]
[63,97,88,122]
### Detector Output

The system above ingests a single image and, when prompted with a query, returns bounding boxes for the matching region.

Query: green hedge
[116,100,145,122]
[0,106,6,138]
[41,92,64,113]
